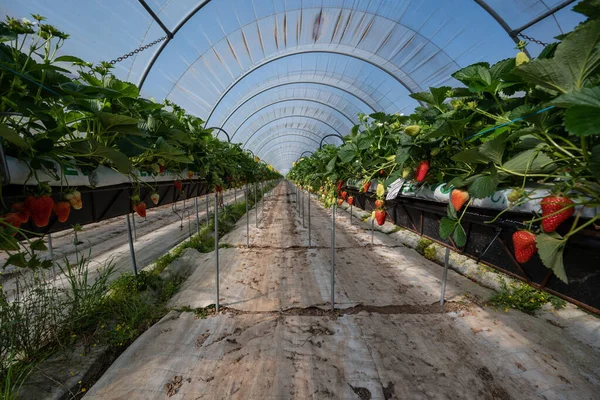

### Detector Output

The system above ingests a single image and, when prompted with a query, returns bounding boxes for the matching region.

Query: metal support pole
[125,213,138,275]
[48,233,56,279]
[205,194,209,224]
[371,217,374,246]
[245,184,249,247]
[331,205,336,312]
[255,183,258,228]
[234,187,237,202]
[350,203,353,225]
[74,230,79,264]
[302,190,305,227]
[195,197,200,236]
[261,182,264,220]
[132,212,137,241]
[440,247,450,306]
[214,192,220,312]
[307,190,311,248]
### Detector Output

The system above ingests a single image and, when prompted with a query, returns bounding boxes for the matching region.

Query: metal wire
[109,36,168,65]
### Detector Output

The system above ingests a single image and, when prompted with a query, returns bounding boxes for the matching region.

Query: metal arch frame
[203,50,418,124]
[215,81,378,129]
[247,125,332,145]
[263,146,311,164]
[241,115,347,148]
[253,133,321,155]
[319,134,344,149]
[136,0,577,89]
[206,126,231,142]
[473,0,577,54]
[230,99,356,139]
[256,139,319,159]
[300,151,314,158]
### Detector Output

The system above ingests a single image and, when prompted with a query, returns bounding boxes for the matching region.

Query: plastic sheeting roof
[1,0,586,173]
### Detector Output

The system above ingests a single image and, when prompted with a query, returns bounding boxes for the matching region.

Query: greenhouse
[1,0,600,398]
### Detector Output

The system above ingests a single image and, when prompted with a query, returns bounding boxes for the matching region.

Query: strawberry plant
[288,1,600,283]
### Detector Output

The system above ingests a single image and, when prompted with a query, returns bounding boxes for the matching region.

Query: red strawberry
[151,192,160,205]
[134,202,147,218]
[11,202,30,223]
[379,169,385,175]
[341,191,348,200]
[375,199,385,209]
[216,186,223,193]
[451,189,469,212]
[174,180,182,192]
[337,199,344,206]
[159,164,165,174]
[64,190,82,210]
[53,201,71,223]
[512,230,537,263]
[375,210,386,226]
[187,171,194,179]
[541,195,574,232]
[25,195,54,227]
[1,213,22,236]
[337,181,344,192]
[362,181,371,193]
[347,196,354,206]
[415,160,430,182]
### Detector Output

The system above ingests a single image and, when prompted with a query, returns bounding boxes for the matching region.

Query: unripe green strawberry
[507,188,525,203]
[402,168,411,179]
[516,51,529,66]
[430,148,441,157]
[404,125,421,136]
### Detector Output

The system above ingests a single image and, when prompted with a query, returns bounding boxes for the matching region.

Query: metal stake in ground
[195,197,200,236]
[302,189,305,227]
[234,186,237,202]
[371,216,374,246]
[350,203,353,225]
[205,193,209,225]
[125,213,138,275]
[132,212,137,241]
[254,183,258,228]
[48,233,56,279]
[245,184,249,247]
[440,247,450,306]
[331,204,336,312]
[307,189,311,248]
[214,192,220,312]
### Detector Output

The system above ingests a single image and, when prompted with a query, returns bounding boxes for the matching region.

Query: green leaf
[573,0,600,18]
[590,145,600,180]
[564,106,600,136]
[5,253,27,268]
[452,223,467,247]
[338,144,357,163]
[440,217,456,239]
[326,156,337,173]
[0,124,30,149]
[502,150,555,174]
[516,19,600,93]
[451,148,490,164]
[54,55,86,64]
[96,112,139,129]
[536,233,568,284]
[30,239,48,251]
[92,143,132,173]
[356,135,375,150]
[479,136,505,164]
[447,203,457,219]
[468,174,499,199]
[451,63,492,92]
[551,87,600,108]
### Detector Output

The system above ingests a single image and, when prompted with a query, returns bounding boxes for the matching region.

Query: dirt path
[1,188,244,297]
[85,182,600,400]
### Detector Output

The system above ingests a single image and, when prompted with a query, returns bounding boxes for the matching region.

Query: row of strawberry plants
[288,1,600,284]
[0,15,280,268]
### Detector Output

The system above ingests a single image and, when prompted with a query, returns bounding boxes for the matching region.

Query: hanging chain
[517,33,549,47]
[109,35,168,65]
